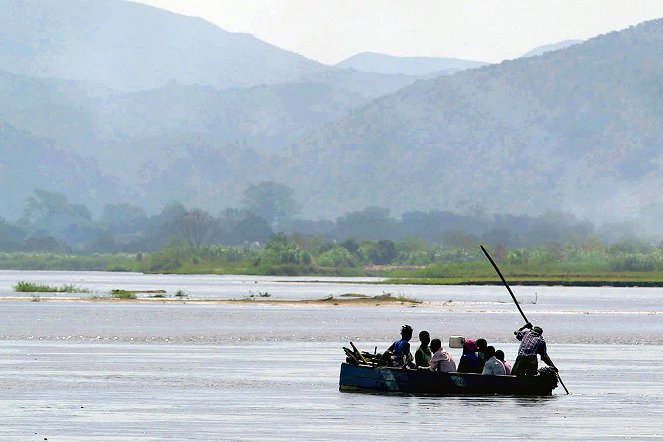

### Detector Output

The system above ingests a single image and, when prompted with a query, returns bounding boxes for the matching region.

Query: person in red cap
[456,338,480,373]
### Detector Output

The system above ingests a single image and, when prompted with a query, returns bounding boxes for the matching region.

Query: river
[0,270,662,440]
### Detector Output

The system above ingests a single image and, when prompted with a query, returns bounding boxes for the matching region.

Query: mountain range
[335,52,487,76]
[1,0,662,232]
[288,20,663,225]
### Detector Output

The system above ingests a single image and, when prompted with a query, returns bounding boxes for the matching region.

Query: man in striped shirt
[511,323,557,376]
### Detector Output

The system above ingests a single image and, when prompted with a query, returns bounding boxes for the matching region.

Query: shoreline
[0,294,423,307]
[1,296,661,315]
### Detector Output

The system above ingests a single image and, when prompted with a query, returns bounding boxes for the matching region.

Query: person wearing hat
[511,322,557,376]
[456,338,480,373]
[387,324,414,368]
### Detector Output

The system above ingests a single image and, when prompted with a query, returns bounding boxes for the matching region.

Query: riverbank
[6,251,663,286]
[0,293,423,307]
[383,276,663,287]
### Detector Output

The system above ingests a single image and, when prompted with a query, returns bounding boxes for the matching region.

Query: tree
[22,189,91,226]
[229,215,273,245]
[334,207,398,241]
[242,182,298,226]
[20,189,95,249]
[176,209,217,248]
[260,233,311,265]
[365,240,398,265]
[0,217,26,251]
[102,203,147,234]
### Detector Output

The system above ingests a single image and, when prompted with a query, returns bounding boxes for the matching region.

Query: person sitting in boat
[481,346,506,375]
[429,338,457,372]
[456,338,480,373]
[511,323,557,376]
[415,330,432,368]
[495,350,512,375]
[476,338,488,372]
[387,324,414,368]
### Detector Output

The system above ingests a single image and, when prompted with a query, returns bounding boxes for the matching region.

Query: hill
[0,0,328,91]
[285,19,663,224]
[521,39,583,57]
[336,52,487,76]
[0,124,118,216]
[0,69,371,213]
[0,0,433,98]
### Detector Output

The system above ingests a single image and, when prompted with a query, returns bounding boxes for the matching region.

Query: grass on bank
[7,248,663,287]
[384,260,663,286]
[14,281,91,293]
[110,289,137,299]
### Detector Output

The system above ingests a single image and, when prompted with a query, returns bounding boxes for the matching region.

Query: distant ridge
[0,0,328,91]
[521,39,583,58]
[285,18,663,224]
[335,52,487,76]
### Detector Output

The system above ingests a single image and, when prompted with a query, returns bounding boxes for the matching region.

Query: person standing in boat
[429,338,457,372]
[481,346,506,375]
[387,325,414,367]
[456,339,480,373]
[415,330,432,368]
[511,323,557,376]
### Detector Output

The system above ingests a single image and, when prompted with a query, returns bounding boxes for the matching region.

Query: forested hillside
[287,19,663,228]
[0,0,329,91]
[2,1,663,234]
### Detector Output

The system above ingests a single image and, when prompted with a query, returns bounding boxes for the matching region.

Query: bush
[608,253,657,272]
[14,281,90,293]
[318,247,356,267]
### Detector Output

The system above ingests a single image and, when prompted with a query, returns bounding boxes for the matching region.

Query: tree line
[0,182,647,256]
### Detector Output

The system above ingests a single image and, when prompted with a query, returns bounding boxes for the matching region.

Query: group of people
[385,323,558,377]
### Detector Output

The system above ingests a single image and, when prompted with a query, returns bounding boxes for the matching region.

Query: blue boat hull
[339,363,556,396]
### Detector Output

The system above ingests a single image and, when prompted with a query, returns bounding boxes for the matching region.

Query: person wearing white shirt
[481,346,506,375]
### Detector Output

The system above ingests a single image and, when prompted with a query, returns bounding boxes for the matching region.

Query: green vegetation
[14,281,91,293]
[6,235,663,286]
[110,290,137,299]
[0,253,139,272]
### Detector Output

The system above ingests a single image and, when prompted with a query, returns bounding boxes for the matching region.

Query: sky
[134,0,663,64]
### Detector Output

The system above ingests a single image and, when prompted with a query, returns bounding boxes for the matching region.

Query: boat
[339,362,558,396]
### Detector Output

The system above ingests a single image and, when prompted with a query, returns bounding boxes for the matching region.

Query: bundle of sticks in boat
[343,342,384,367]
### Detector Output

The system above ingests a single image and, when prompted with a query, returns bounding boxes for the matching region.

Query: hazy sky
[135,0,663,64]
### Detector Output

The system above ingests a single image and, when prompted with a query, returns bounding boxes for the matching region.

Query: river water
[0,270,662,440]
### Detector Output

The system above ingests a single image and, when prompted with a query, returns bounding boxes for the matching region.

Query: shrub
[318,247,356,267]
[609,254,657,272]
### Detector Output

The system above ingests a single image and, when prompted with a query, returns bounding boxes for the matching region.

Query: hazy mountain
[336,52,487,76]
[0,124,117,217]
[0,69,99,145]
[0,68,371,213]
[4,3,663,228]
[294,68,426,98]
[0,0,328,91]
[284,19,663,223]
[521,39,583,58]
[95,82,369,152]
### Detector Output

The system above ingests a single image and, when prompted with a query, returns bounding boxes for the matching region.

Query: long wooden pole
[480,244,569,394]
[480,245,529,323]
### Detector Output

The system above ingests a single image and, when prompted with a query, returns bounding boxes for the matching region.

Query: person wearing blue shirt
[387,325,414,367]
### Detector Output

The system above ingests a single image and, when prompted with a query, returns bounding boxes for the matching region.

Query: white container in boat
[449,336,465,348]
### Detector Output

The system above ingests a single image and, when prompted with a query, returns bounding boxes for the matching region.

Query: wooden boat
[339,362,558,396]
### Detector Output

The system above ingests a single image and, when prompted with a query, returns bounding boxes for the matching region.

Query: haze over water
[0,271,662,440]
